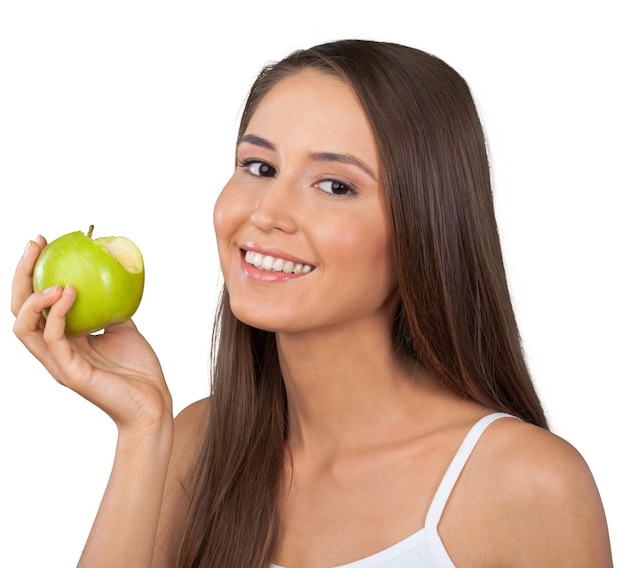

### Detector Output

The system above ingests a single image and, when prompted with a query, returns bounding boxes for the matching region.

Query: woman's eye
[318,179,355,196]
[245,161,276,178]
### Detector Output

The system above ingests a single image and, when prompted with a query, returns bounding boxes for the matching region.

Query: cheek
[213,184,245,277]
[321,216,395,291]
[213,182,243,243]
[323,211,390,261]
[212,186,229,240]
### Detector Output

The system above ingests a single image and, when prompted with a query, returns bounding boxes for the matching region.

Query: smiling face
[213,68,396,336]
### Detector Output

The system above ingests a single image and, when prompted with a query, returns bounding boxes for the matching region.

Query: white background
[1,1,623,565]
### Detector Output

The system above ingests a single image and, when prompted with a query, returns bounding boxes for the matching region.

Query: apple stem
[87,225,94,239]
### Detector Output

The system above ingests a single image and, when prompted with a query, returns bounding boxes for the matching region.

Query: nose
[250,177,298,233]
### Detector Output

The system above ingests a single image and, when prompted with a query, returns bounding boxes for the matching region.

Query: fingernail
[42,285,61,295]
[22,241,32,258]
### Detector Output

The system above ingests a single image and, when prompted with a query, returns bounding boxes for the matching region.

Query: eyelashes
[237,158,277,178]
[236,158,357,197]
[316,180,355,196]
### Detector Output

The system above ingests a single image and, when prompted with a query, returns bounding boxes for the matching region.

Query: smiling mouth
[243,250,314,274]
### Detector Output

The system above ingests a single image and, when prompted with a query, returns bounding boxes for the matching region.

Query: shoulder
[170,397,211,491]
[442,415,613,567]
[174,397,210,441]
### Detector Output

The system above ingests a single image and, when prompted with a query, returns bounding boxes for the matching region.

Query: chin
[228,299,282,333]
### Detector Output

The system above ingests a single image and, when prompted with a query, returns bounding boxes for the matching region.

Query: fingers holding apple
[11,235,47,318]
[11,235,70,356]
[32,225,145,336]
[13,224,145,374]
[12,228,171,429]
[41,284,79,343]
[12,282,78,387]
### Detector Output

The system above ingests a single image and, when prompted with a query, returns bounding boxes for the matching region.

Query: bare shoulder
[153,398,209,566]
[174,397,210,445]
[169,397,210,493]
[443,416,613,567]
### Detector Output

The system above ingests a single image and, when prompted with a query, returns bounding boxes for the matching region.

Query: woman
[12,40,612,567]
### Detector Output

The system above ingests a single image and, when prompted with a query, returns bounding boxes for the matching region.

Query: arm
[153,398,209,567]
[77,398,209,568]
[77,423,174,567]
[12,237,176,567]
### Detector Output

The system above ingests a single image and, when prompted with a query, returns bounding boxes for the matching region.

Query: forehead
[244,69,378,166]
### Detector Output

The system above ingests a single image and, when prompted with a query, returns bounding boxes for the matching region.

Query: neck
[276,321,432,458]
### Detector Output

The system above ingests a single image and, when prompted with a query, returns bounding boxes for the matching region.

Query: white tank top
[270,412,512,568]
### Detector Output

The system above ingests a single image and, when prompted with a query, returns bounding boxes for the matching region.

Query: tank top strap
[424,412,514,530]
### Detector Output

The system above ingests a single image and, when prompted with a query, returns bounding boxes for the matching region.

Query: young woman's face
[214,68,396,335]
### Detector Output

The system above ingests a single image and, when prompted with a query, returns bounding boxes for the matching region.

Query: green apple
[32,225,145,336]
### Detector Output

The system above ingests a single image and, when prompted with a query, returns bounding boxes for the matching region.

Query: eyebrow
[238,134,276,151]
[238,134,378,181]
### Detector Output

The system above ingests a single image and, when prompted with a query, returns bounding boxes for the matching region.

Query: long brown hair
[177,39,547,567]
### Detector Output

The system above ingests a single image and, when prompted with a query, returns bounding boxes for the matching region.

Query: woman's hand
[12,236,173,436]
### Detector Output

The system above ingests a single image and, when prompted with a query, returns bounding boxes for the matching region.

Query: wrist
[114,386,174,442]
[116,409,174,450]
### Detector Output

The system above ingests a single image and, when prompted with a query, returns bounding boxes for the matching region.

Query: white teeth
[244,250,313,274]
[261,255,274,270]
[249,251,263,268]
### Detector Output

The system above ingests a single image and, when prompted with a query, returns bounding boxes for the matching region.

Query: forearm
[77,420,174,568]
